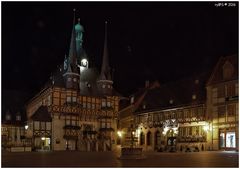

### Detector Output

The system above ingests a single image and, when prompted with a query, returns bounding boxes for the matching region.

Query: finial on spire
[73,9,76,24]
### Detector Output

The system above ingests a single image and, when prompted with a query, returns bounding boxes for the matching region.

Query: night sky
[2,2,239,98]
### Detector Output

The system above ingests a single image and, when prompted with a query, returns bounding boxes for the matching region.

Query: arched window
[155,130,161,146]
[140,132,145,145]
[147,131,152,145]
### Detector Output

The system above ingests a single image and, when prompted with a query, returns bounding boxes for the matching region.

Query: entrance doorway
[219,130,236,150]
[167,137,176,146]
[34,137,51,151]
[41,137,51,150]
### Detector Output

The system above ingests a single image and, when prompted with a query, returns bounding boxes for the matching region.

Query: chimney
[145,80,150,88]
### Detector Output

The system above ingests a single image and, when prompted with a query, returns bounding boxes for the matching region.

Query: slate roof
[207,54,238,85]
[2,90,29,124]
[31,106,52,122]
[43,63,121,97]
[133,73,209,115]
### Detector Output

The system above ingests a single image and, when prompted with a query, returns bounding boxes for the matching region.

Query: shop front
[219,128,237,150]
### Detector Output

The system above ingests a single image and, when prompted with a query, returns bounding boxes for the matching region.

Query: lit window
[169,99,174,104]
[67,96,71,102]
[143,104,146,109]
[130,96,134,104]
[92,104,95,109]
[87,103,91,109]
[73,78,77,82]
[83,103,86,108]
[72,97,77,102]
[6,113,11,121]
[226,132,236,148]
[48,95,51,106]
[102,101,106,107]
[108,85,111,88]
[192,94,196,100]
[16,115,21,121]
[102,84,106,88]
[67,78,71,82]
[107,101,111,107]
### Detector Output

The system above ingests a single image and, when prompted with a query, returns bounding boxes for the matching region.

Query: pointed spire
[99,21,111,81]
[68,9,78,73]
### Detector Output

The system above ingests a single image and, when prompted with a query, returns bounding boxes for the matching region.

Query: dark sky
[2,2,239,97]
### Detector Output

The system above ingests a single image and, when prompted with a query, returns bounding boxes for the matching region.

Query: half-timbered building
[206,54,238,151]
[25,14,121,151]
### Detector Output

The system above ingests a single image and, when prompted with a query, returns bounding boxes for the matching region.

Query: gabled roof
[31,106,52,122]
[207,54,238,86]
[132,73,209,115]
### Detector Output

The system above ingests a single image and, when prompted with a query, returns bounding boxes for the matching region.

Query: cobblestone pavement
[1,149,239,167]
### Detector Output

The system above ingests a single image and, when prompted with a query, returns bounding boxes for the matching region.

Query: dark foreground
[1,149,238,167]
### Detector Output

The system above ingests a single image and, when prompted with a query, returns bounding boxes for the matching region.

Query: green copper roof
[75,18,84,32]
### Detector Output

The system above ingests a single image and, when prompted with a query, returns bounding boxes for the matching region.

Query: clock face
[81,59,88,67]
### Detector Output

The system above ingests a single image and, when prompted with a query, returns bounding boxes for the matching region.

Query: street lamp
[117,131,122,137]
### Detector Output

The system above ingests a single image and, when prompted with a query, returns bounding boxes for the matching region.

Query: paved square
[1,150,238,167]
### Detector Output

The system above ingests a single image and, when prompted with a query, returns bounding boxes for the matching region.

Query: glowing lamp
[203,125,209,132]
[24,125,29,130]
[81,59,88,67]
[117,131,122,137]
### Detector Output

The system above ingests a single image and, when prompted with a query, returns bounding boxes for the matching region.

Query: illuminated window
[130,96,134,104]
[107,101,111,107]
[40,122,45,130]
[67,96,71,102]
[102,100,106,107]
[67,77,71,81]
[72,97,77,102]
[108,85,111,88]
[83,103,86,108]
[226,132,236,148]
[102,84,106,88]
[73,78,77,82]
[48,95,51,106]
[16,114,21,121]
[6,114,11,121]
[192,94,197,100]
[220,132,225,148]
[169,99,174,104]
[87,103,91,109]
